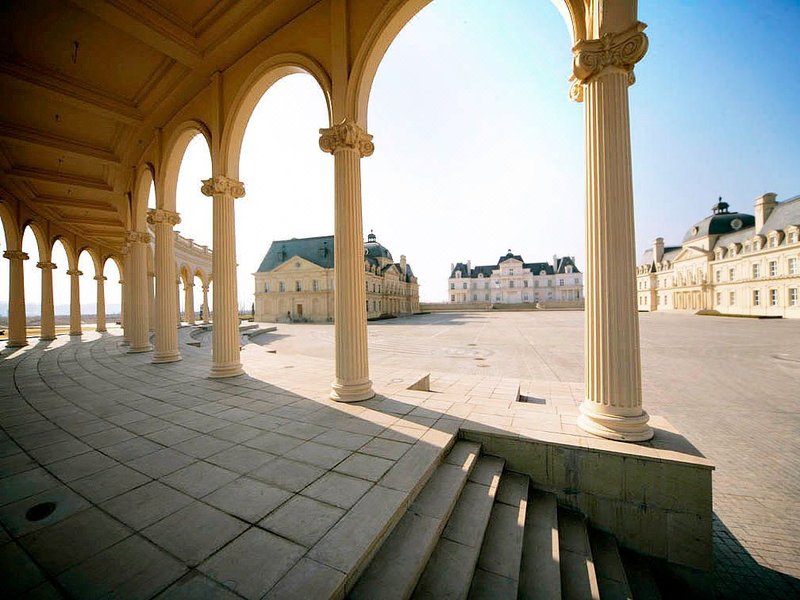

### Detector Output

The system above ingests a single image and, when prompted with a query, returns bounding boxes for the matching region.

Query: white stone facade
[637,193,800,318]
[448,252,583,304]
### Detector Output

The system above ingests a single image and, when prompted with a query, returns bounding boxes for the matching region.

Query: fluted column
[319,119,374,402]
[67,269,82,336]
[95,275,107,332]
[126,231,152,353]
[147,271,155,331]
[176,278,182,324]
[184,282,195,325]
[147,209,181,363]
[4,250,29,348]
[202,284,210,323]
[201,176,244,378]
[37,261,56,341]
[572,23,652,441]
[120,272,129,345]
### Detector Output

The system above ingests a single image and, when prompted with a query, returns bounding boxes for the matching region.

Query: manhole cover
[26,502,56,522]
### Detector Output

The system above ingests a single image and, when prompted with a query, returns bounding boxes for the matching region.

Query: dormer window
[455,272,461,278]
[566,266,573,273]
[478,273,483,278]
[539,270,546,276]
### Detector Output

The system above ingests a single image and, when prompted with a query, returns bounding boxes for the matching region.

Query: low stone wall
[420,302,492,312]
[459,428,713,575]
[419,301,584,312]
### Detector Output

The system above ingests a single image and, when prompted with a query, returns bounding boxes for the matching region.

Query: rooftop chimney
[467,260,471,273]
[754,193,778,232]
[400,254,407,275]
[653,237,664,263]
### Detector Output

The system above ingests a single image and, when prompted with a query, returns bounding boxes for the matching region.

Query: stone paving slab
[0,314,797,598]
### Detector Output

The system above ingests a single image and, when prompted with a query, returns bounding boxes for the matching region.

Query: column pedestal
[38,261,56,341]
[147,210,181,363]
[67,269,83,336]
[4,250,29,348]
[572,23,652,442]
[320,119,375,402]
[201,176,245,378]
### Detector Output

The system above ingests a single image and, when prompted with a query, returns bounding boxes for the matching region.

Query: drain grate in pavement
[26,502,56,522]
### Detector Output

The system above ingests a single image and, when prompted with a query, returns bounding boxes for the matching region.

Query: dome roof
[364,231,393,260]
[682,199,755,243]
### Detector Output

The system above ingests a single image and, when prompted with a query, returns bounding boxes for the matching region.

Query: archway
[102,256,123,330]
[51,239,73,336]
[20,225,42,332]
[77,249,98,334]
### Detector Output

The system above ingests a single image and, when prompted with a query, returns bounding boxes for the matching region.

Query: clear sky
[2,0,798,313]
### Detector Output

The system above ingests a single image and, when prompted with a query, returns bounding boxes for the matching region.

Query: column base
[128,344,153,354]
[69,332,82,337]
[330,379,375,403]
[39,336,56,342]
[120,340,130,346]
[208,361,244,378]
[152,351,181,364]
[577,402,654,442]
[96,327,107,333]
[6,340,28,349]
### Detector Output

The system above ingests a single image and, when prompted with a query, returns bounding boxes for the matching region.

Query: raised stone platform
[0,328,713,599]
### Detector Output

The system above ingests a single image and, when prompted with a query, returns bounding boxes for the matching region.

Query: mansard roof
[258,236,334,272]
[449,254,580,278]
[758,194,800,234]
[639,246,681,267]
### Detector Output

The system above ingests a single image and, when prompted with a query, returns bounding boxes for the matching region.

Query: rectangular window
[729,268,735,281]
[715,270,721,283]
[279,281,285,292]
[523,295,529,302]
[462,282,467,289]
[790,231,798,244]
[770,237,777,248]
[729,291,735,305]
[753,290,760,306]
[770,289,778,306]
[472,294,477,301]
[523,280,528,287]
[509,280,515,288]
[769,261,777,277]
[295,281,302,292]
[451,294,455,302]
[752,264,760,278]
[312,280,319,291]
[450,283,454,289]
[264,282,269,292]
[485,294,489,301]
[495,296,501,302]
[716,292,721,305]
[559,279,565,286]
[789,288,798,306]
[533,281,539,288]
[789,258,798,275]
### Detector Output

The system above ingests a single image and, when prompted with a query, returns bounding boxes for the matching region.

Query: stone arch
[160,120,212,213]
[21,220,49,262]
[221,53,333,180]
[52,236,79,271]
[194,268,209,287]
[132,163,156,231]
[346,0,585,127]
[78,246,104,278]
[0,201,21,250]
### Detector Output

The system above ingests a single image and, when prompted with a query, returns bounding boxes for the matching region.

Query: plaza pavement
[0,310,797,599]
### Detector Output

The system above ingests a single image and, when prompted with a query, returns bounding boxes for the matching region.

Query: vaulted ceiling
[0,0,320,251]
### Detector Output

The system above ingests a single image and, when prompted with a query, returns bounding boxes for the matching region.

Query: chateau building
[254,232,419,322]
[637,193,800,318]
[448,252,583,304]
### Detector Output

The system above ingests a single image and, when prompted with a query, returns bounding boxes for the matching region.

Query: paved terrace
[0,311,797,599]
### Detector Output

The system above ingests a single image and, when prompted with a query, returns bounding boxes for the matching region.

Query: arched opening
[77,249,97,333]
[51,239,72,335]
[361,1,582,303]
[20,225,41,333]
[174,133,212,246]
[193,270,206,322]
[234,72,333,322]
[103,257,122,329]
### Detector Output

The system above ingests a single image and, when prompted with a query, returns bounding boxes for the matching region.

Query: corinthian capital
[319,119,374,157]
[67,269,83,277]
[146,208,181,227]
[201,176,245,199]
[126,230,152,245]
[3,250,29,261]
[37,261,57,270]
[572,22,648,85]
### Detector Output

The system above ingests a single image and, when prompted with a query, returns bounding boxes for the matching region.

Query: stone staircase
[349,440,663,600]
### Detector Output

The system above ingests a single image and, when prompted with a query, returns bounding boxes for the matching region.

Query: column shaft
[127,233,152,353]
[38,262,56,341]
[573,25,652,441]
[320,120,375,402]
[202,286,210,323]
[147,210,181,363]
[4,251,28,347]
[148,272,155,331]
[95,276,107,332]
[185,284,195,325]
[67,270,82,336]
[202,176,244,378]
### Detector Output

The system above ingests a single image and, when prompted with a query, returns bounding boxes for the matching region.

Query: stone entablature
[448,252,583,304]
[637,193,800,318]
[254,232,419,322]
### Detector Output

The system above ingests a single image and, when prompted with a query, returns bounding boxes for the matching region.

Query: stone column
[147,209,181,363]
[319,119,374,402]
[176,278,182,324]
[67,269,82,336]
[184,281,195,325]
[95,275,107,332]
[201,176,245,378]
[4,250,29,348]
[202,284,210,323]
[572,23,653,441]
[120,272,128,345]
[37,261,57,341]
[126,231,152,353]
[147,271,155,331]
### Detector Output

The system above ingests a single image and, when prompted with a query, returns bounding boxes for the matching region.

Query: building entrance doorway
[296,304,303,318]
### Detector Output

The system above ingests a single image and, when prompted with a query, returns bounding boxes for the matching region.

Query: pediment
[672,246,710,262]
[271,255,326,273]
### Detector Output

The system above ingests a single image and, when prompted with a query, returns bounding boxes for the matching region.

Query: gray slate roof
[450,254,580,278]
[758,194,800,234]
